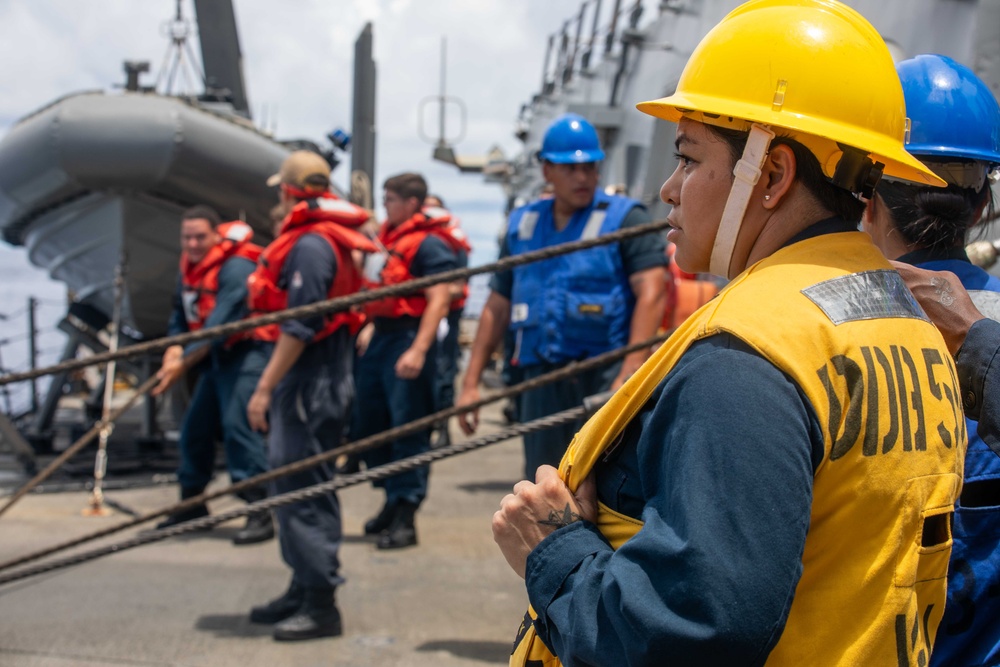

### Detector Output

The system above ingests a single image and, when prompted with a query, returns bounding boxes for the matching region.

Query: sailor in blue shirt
[457,114,667,478]
[424,193,469,450]
[153,205,272,545]
[896,263,1000,451]
[245,150,372,641]
[351,173,460,550]
[864,54,1000,667]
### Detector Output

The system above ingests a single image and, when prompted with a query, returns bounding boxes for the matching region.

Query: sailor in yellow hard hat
[493,2,966,665]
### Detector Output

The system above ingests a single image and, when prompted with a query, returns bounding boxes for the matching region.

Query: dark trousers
[268,329,352,590]
[518,361,620,480]
[435,308,463,412]
[176,342,271,491]
[352,327,437,506]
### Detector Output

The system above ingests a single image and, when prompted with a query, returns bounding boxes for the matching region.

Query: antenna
[153,0,206,97]
[541,34,555,95]
[564,2,587,85]
[419,37,471,168]
[582,0,603,70]
[438,38,448,148]
[420,36,506,174]
[606,0,623,54]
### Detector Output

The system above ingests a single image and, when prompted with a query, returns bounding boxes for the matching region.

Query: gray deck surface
[0,403,529,667]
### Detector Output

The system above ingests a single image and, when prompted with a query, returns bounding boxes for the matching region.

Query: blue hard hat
[538,113,606,164]
[898,54,1000,166]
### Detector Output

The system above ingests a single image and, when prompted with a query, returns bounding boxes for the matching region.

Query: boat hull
[0,92,291,338]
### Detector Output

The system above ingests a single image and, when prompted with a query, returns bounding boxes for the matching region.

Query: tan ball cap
[266,150,331,188]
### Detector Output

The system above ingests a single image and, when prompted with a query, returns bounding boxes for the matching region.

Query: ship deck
[0,398,526,667]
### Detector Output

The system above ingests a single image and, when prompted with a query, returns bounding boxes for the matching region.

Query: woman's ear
[861,193,877,232]
[761,143,796,210]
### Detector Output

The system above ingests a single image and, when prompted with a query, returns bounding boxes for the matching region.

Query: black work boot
[233,511,274,545]
[376,500,418,550]
[155,487,210,530]
[363,499,397,536]
[335,453,360,475]
[233,487,275,545]
[250,580,304,624]
[431,424,451,449]
[272,587,342,641]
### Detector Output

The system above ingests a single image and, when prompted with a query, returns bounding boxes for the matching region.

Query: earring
[764,195,771,201]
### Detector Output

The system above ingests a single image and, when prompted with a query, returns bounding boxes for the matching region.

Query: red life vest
[365,208,472,319]
[441,212,472,311]
[247,194,376,342]
[660,243,720,330]
[180,220,266,345]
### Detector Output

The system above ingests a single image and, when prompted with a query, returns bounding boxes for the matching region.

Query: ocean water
[0,244,70,416]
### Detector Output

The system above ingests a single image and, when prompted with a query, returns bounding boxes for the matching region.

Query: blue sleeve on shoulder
[489,235,513,300]
[183,256,255,356]
[619,206,668,276]
[958,317,1000,451]
[166,275,189,337]
[525,333,820,665]
[280,234,337,342]
[410,235,459,278]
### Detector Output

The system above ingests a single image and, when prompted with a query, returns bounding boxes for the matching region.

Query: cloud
[0,0,594,268]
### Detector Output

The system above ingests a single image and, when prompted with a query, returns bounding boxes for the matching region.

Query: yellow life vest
[511,232,966,667]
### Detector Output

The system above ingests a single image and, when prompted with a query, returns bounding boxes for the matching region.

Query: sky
[0,0,615,411]
[0,0,603,264]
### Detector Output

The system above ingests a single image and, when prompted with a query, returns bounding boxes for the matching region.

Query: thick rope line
[0,333,668,573]
[0,404,591,588]
[0,375,160,518]
[0,218,671,387]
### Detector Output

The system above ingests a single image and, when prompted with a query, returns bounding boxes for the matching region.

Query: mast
[352,23,378,194]
[193,0,250,118]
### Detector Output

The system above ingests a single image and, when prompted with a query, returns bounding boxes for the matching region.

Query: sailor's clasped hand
[492,465,597,579]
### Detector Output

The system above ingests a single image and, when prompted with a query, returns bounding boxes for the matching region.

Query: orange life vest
[246,194,376,342]
[365,207,471,319]
[662,243,721,329]
[180,220,266,346]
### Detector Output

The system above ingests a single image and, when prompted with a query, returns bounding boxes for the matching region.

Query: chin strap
[710,123,775,278]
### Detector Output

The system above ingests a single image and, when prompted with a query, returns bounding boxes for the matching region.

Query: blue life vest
[506,192,640,366]
[921,257,1000,667]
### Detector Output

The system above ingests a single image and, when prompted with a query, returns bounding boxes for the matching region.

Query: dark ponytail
[876,179,993,251]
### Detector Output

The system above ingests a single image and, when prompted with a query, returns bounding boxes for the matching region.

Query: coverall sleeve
[279,234,337,342]
[166,275,189,337]
[957,317,1000,453]
[183,256,255,356]
[488,235,514,300]
[410,235,459,277]
[618,206,669,276]
[525,334,820,667]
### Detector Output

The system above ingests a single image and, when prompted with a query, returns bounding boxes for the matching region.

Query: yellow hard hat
[637,0,946,189]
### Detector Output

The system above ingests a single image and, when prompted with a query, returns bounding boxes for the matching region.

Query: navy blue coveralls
[899,248,1000,667]
[268,234,351,592]
[351,235,459,507]
[523,220,850,665]
[167,256,270,495]
[436,246,468,414]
